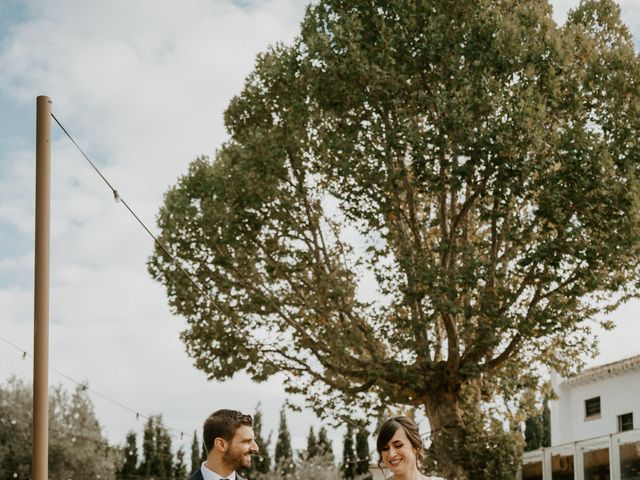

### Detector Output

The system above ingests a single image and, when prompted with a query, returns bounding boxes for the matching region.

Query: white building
[550,355,640,445]
[520,354,640,480]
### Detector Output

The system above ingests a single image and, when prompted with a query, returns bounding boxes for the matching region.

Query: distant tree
[120,431,139,477]
[341,424,356,479]
[524,415,543,452]
[542,398,551,448]
[156,416,173,478]
[355,428,372,479]
[317,427,334,463]
[139,417,156,476]
[201,441,208,462]
[150,0,640,477]
[139,415,173,478]
[245,403,271,478]
[0,377,117,479]
[525,398,552,451]
[305,426,318,460]
[274,406,294,475]
[174,446,187,479]
[190,430,201,474]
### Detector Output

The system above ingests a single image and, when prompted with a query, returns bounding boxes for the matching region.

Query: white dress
[385,476,446,479]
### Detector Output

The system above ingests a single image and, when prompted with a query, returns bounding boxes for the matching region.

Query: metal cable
[50,112,225,313]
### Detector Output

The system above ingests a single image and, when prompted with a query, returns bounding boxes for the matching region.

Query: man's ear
[214,437,227,452]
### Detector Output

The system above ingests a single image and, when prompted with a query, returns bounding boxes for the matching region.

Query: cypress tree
[190,431,201,474]
[524,415,543,451]
[317,426,334,462]
[341,424,356,479]
[355,428,372,479]
[306,426,318,460]
[174,447,187,479]
[155,415,173,478]
[201,442,208,462]
[138,415,174,478]
[139,416,156,476]
[274,406,294,475]
[245,403,271,477]
[120,431,138,477]
[542,398,551,447]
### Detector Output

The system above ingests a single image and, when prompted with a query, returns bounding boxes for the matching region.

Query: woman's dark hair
[376,416,425,468]
[203,409,253,452]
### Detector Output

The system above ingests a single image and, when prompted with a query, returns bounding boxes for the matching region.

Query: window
[619,439,640,479]
[585,397,601,419]
[583,446,610,480]
[551,452,574,480]
[618,413,633,432]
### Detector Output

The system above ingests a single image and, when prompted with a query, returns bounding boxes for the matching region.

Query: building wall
[550,367,640,445]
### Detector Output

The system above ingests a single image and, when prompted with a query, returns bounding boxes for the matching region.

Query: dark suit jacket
[186,468,247,480]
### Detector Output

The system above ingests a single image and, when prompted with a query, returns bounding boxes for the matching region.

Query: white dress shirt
[200,461,237,480]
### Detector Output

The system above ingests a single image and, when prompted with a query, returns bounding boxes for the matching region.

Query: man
[187,409,260,480]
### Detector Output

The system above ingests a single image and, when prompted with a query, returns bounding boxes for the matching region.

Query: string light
[2,403,187,465]
[50,112,227,316]
[0,335,188,442]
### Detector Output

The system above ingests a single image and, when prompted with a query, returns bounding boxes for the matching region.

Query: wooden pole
[33,95,51,480]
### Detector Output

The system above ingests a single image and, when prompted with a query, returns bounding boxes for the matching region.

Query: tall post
[33,95,51,480]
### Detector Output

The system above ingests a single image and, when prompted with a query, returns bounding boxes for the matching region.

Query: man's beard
[223,445,251,470]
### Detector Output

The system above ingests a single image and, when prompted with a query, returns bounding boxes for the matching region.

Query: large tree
[149,0,640,477]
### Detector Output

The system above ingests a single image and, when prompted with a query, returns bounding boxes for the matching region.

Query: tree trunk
[424,391,470,480]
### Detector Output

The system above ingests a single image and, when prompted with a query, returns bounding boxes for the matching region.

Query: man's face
[223,425,259,470]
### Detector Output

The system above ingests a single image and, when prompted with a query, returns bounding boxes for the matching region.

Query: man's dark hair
[203,409,253,452]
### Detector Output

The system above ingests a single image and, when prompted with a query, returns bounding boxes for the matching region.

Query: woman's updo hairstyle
[376,416,425,467]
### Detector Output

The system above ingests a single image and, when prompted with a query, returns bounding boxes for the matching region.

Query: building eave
[562,354,640,386]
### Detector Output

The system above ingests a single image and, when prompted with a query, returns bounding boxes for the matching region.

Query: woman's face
[380,426,417,476]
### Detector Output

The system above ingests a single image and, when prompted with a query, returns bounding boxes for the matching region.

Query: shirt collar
[200,461,237,480]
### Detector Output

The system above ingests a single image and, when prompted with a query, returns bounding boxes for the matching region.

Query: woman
[376,416,444,480]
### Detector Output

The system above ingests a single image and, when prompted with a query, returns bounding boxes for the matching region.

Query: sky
[1,0,640,463]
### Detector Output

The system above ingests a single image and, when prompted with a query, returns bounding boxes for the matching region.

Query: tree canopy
[149,0,640,477]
